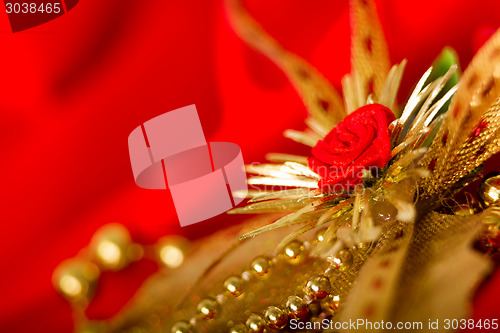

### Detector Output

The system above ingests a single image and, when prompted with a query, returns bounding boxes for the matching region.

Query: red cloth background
[0,1,499,332]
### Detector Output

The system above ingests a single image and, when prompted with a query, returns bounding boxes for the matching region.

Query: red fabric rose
[308,103,395,189]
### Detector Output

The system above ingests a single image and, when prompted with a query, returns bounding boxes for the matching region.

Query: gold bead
[285,295,308,319]
[250,256,271,277]
[90,224,139,270]
[264,306,288,329]
[372,198,398,225]
[157,236,189,268]
[480,223,500,250]
[355,242,372,252]
[314,228,327,243]
[197,298,219,320]
[171,320,192,333]
[328,248,353,272]
[305,275,331,299]
[224,275,245,297]
[246,314,266,333]
[52,258,100,303]
[479,172,500,208]
[320,294,341,314]
[229,323,248,333]
[282,240,306,264]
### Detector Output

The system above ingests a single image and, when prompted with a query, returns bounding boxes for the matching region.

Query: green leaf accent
[426,47,461,114]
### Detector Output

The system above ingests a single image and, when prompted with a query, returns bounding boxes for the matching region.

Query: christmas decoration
[53,0,500,332]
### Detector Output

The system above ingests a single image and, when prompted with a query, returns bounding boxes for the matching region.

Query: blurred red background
[1,0,500,332]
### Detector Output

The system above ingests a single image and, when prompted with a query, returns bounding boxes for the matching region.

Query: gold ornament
[372,199,398,224]
[250,256,271,277]
[156,235,189,269]
[245,314,266,332]
[264,306,288,329]
[305,275,331,299]
[320,294,341,315]
[314,228,327,243]
[285,295,308,320]
[52,258,100,303]
[170,320,192,333]
[328,248,353,272]
[479,172,500,208]
[224,275,245,297]
[196,298,219,320]
[480,223,500,251]
[90,224,141,270]
[282,240,306,264]
[229,323,248,333]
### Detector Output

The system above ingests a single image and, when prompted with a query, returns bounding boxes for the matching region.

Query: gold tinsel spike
[422,86,457,127]
[342,74,357,114]
[248,188,314,203]
[398,67,433,128]
[350,0,391,110]
[245,163,297,179]
[378,61,405,110]
[239,201,323,240]
[228,197,312,214]
[387,59,407,111]
[225,0,346,129]
[233,189,269,199]
[410,65,457,133]
[247,176,319,189]
[283,129,319,147]
[275,220,318,253]
[265,153,308,164]
[317,197,355,226]
[284,161,321,180]
[305,117,329,137]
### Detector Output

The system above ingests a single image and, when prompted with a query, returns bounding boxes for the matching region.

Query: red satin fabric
[0,1,500,332]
